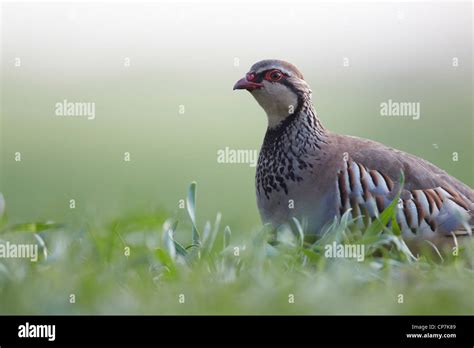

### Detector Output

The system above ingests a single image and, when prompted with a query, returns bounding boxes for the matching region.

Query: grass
[0,182,473,315]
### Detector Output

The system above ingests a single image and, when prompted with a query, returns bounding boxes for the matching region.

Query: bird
[233,59,473,248]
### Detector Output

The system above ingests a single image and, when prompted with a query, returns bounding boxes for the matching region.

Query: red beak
[233,77,263,91]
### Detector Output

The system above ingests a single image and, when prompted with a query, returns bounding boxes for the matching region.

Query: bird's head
[233,59,312,128]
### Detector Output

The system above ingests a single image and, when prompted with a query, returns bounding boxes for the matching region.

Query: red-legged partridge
[234,59,473,247]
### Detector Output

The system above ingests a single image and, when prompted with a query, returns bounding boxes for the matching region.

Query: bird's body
[234,59,473,245]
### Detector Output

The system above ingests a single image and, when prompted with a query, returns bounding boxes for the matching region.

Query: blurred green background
[1,1,472,231]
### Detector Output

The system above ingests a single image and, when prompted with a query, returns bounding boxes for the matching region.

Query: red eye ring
[265,69,284,82]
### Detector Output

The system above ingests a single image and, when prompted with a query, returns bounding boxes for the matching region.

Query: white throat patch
[251,81,298,128]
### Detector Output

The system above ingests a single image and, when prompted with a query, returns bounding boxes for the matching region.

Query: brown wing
[331,133,474,203]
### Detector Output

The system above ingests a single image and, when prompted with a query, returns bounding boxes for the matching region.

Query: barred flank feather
[336,158,472,239]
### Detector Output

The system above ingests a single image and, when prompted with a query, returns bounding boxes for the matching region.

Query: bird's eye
[265,69,283,82]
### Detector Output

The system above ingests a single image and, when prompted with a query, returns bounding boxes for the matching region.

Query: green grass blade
[201,212,222,257]
[362,172,405,244]
[202,221,211,242]
[155,248,177,276]
[291,217,305,248]
[33,233,48,260]
[223,226,231,249]
[163,228,176,260]
[186,182,200,246]
[2,222,64,234]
